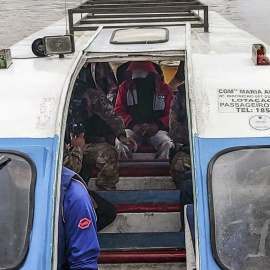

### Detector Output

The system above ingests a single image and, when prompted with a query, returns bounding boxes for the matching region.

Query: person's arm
[95,63,119,105]
[89,90,126,137]
[89,89,138,150]
[63,134,85,173]
[114,83,134,127]
[114,84,143,139]
[169,93,189,145]
[64,180,100,270]
[158,83,174,129]
[169,61,185,94]
[118,134,138,152]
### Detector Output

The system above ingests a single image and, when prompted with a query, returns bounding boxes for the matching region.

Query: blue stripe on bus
[96,190,180,204]
[194,136,270,270]
[98,232,185,252]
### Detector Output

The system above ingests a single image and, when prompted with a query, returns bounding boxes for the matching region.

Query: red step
[136,144,156,153]
[92,159,170,177]
[116,203,180,213]
[98,250,186,264]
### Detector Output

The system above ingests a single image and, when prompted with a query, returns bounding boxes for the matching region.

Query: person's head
[125,61,160,82]
[70,79,91,119]
[73,79,89,98]
[124,61,160,92]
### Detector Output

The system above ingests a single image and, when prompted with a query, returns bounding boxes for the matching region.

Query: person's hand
[70,133,85,150]
[132,124,145,135]
[143,123,159,137]
[119,136,138,152]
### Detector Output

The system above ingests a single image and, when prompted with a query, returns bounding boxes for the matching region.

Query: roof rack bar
[68,0,209,34]
[72,21,205,31]
[80,17,201,25]
[78,3,202,8]
[85,12,196,18]
[70,6,206,14]
[81,0,199,3]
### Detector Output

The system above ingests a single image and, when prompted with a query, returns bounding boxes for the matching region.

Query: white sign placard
[218,89,270,113]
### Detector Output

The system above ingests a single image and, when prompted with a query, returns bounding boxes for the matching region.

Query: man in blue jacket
[58,166,100,270]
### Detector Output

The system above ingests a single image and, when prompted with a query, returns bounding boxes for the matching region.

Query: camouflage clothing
[83,90,124,189]
[169,86,189,145]
[63,145,84,174]
[84,88,126,142]
[169,86,191,189]
[83,143,119,190]
[170,150,191,189]
[68,77,127,190]
[63,144,98,208]
[78,62,119,105]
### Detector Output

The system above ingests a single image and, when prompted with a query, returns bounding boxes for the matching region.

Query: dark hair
[175,61,185,82]
[73,79,89,98]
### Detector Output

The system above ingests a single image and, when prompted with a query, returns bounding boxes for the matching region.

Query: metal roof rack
[68,0,209,34]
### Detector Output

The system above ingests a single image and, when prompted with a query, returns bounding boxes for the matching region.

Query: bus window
[208,147,270,270]
[0,152,36,269]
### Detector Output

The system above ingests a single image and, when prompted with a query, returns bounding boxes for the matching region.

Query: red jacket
[114,61,173,128]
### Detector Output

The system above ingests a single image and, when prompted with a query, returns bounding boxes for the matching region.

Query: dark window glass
[0,152,36,269]
[208,147,270,270]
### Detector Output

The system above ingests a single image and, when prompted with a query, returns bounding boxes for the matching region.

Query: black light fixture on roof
[32,35,75,58]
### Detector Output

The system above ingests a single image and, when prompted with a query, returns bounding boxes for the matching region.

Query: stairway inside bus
[89,145,186,270]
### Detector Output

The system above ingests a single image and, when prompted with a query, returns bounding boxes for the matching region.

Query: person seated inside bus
[63,135,117,231]
[169,61,191,189]
[66,79,137,190]
[78,62,119,106]
[114,61,174,160]
[59,166,100,270]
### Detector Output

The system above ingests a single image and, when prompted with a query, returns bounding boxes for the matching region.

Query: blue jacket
[58,167,100,270]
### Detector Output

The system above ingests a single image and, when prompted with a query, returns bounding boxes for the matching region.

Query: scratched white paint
[0,18,93,138]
